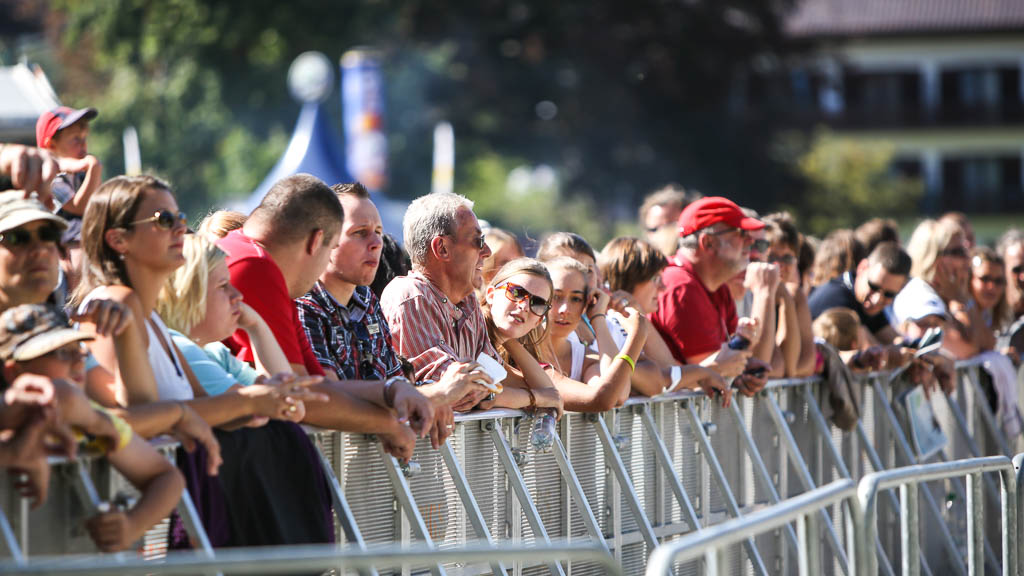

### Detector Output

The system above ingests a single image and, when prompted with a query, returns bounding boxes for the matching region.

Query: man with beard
[650,197,772,395]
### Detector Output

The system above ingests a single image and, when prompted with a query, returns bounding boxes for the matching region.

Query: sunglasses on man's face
[866,280,899,300]
[128,210,187,231]
[0,224,63,248]
[498,282,551,317]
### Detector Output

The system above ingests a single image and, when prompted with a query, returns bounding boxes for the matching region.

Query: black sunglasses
[750,239,770,253]
[940,246,968,259]
[976,274,1006,286]
[866,279,899,300]
[0,224,63,248]
[499,282,551,317]
[128,210,187,230]
[768,253,796,265]
[1013,265,1024,276]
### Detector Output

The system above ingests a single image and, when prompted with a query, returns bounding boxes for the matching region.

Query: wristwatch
[383,376,410,408]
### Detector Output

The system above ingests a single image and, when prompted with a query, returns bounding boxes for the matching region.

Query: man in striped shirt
[381,192,498,412]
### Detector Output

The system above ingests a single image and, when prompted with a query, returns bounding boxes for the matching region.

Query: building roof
[785,0,1024,38]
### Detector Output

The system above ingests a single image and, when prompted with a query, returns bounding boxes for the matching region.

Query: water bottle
[530,409,557,452]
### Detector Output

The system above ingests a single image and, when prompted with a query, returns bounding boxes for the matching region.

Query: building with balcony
[780,0,1024,214]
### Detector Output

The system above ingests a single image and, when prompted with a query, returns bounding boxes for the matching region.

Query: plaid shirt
[295,282,401,381]
[380,271,499,383]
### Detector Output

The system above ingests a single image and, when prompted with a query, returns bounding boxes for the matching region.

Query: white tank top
[568,333,586,382]
[145,312,194,401]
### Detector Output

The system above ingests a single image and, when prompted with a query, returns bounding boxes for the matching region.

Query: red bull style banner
[341,49,388,192]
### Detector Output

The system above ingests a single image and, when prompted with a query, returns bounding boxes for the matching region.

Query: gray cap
[0,304,92,362]
[0,191,67,235]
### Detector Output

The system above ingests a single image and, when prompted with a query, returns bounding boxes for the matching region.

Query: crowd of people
[0,105,1021,553]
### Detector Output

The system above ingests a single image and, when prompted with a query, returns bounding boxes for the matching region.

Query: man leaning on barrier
[380,192,502,415]
[650,196,771,397]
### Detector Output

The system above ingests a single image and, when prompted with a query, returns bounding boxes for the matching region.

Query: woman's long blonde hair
[906,218,961,284]
[156,234,226,335]
[482,258,553,363]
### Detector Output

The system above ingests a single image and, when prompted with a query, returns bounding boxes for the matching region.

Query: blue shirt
[170,330,257,396]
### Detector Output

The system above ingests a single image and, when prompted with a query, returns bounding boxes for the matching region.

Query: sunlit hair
[482,258,553,362]
[762,212,800,253]
[855,218,899,255]
[403,192,474,267]
[537,232,596,264]
[600,237,667,294]
[810,229,864,288]
[482,228,524,282]
[199,210,246,239]
[906,218,961,285]
[971,245,1012,333]
[539,256,591,374]
[156,234,226,335]
[812,307,860,351]
[72,174,171,307]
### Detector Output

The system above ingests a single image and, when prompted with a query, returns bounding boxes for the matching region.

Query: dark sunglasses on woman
[128,210,188,230]
[498,282,551,317]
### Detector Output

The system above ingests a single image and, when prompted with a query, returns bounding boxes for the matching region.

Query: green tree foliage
[785,129,923,236]
[35,0,801,229]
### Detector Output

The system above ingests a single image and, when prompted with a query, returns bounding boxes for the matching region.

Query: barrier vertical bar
[683,400,769,576]
[797,510,820,576]
[764,391,850,573]
[900,483,920,576]
[313,446,380,576]
[639,405,701,533]
[962,366,1014,457]
[589,412,659,551]
[439,441,508,576]
[376,444,447,576]
[486,420,566,576]
[726,398,800,554]
[549,434,608,551]
[967,472,984,576]
[0,504,23,566]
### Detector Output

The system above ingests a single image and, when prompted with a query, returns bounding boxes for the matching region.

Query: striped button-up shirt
[380,271,499,383]
[296,282,402,381]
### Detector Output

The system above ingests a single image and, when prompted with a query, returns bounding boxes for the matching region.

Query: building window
[942,156,1023,212]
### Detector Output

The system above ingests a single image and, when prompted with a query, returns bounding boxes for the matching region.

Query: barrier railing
[644,479,860,576]
[1,358,1021,575]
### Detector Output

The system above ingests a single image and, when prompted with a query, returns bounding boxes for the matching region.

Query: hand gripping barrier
[1,356,1022,575]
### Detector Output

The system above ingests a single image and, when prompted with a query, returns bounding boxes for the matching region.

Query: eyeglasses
[0,224,63,248]
[1013,265,1024,276]
[768,253,796,265]
[128,210,187,230]
[750,239,770,253]
[940,246,968,259]
[498,282,551,317]
[866,280,900,300]
[446,233,487,250]
[976,275,1006,286]
[708,227,749,239]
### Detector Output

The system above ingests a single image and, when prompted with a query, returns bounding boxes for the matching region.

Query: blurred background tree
[2,0,804,243]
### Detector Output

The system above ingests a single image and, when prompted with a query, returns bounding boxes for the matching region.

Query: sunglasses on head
[0,224,63,248]
[498,282,551,317]
[128,210,187,230]
[866,280,899,300]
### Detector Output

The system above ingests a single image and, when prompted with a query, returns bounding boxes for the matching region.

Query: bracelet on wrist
[588,313,606,322]
[525,387,537,411]
[383,376,406,408]
[615,352,636,372]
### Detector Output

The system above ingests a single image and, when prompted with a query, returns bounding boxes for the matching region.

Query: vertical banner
[431,122,454,195]
[341,49,388,192]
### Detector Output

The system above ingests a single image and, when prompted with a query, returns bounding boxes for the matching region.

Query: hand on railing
[427,404,454,449]
[380,418,416,461]
[734,358,770,397]
[432,361,494,411]
[696,371,733,407]
[3,408,51,508]
[706,341,752,379]
[240,373,328,423]
[390,378,434,438]
[85,507,139,552]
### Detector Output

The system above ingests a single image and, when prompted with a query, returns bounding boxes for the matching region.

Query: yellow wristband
[615,353,636,372]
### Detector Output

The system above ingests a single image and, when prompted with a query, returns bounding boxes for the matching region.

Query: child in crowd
[812,307,862,353]
[35,106,102,219]
[0,303,183,552]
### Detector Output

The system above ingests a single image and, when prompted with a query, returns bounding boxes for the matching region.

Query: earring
[118,253,125,261]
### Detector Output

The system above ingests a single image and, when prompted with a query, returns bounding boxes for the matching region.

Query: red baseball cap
[35,106,98,148]
[677,196,764,237]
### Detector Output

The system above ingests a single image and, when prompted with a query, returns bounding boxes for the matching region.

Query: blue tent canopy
[238,101,406,238]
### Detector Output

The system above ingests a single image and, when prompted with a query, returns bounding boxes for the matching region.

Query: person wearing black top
[809,241,911,346]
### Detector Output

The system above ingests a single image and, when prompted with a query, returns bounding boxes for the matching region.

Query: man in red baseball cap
[35,106,102,219]
[649,196,773,396]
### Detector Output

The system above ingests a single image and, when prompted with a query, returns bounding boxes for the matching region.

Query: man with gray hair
[381,192,497,411]
[998,228,1024,319]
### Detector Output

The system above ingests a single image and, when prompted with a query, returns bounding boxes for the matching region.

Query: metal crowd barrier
[1,357,1023,575]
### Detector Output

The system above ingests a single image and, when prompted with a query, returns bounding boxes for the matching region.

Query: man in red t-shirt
[219,174,422,458]
[650,196,772,396]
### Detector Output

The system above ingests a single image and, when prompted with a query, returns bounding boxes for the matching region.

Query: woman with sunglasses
[72,175,326,546]
[897,218,990,359]
[970,247,1012,344]
[539,257,648,412]
[479,258,563,415]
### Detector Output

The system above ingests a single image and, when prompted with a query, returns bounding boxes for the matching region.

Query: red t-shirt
[216,229,325,377]
[650,255,738,364]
